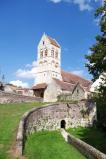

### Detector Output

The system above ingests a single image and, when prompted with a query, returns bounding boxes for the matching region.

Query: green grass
[0,102,43,159]
[68,127,106,154]
[24,131,87,159]
[1,102,106,159]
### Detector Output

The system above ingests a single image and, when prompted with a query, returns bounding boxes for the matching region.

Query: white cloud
[16,61,37,79]
[71,69,84,76]
[49,0,103,11]
[74,0,92,11]
[25,61,37,68]
[10,80,29,88]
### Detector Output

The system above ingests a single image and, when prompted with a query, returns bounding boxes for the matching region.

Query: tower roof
[46,35,60,48]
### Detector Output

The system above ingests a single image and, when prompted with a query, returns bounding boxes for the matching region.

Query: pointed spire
[43,32,46,36]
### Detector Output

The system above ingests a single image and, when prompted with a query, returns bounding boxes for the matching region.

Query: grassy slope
[0,102,43,159]
[68,127,106,154]
[24,131,87,159]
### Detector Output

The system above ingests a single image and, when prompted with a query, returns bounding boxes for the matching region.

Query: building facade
[33,34,92,102]
[35,33,62,84]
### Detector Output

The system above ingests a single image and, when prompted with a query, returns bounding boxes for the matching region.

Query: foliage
[95,96,106,129]
[24,131,86,159]
[85,1,106,127]
[85,1,106,87]
[68,127,106,154]
[0,102,43,159]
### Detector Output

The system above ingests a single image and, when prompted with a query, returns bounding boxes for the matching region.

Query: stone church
[32,33,92,102]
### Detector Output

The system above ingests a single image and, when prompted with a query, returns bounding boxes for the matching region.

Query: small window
[40,50,43,58]
[77,89,79,93]
[51,49,54,57]
[55,51,58,59]
[45,49,48,57]
[43,41,45,45]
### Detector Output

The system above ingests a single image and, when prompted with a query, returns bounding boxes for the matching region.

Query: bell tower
[35,33,62,84]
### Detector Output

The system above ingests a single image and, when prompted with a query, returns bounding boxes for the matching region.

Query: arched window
[43,41,45,45]
[40,50,43,58]
[51,49,54,57]
[55,51,58,59]
[45,49,48,57]
[55,62,59,68]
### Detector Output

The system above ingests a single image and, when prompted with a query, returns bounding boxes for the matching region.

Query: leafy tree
[85,1,106,81]
[85,1,106,128]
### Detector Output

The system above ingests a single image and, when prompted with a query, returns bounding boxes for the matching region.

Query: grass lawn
[24,131,87,159]
[0,102,43,159]
[68,127,106,154]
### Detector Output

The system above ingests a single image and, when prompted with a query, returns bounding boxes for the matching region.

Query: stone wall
[0,91,42,104]
[67,132,106,159]
[25,102,92,135]
[16,101,96,156]
[44,80,61,102]
[44,80,87,102]
[57,85,86,102]
[72,84,85,100]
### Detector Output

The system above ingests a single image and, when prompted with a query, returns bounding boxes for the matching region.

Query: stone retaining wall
[0,91,42,103]
[15,102,96,156]
[67,133,106,159]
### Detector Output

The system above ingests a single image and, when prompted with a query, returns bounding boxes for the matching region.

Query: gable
[61,70,92,88]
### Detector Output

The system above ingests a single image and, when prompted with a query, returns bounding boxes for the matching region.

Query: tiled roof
[32,71,91,92]
[32,83,47,90]
[47,36,60,48]
[53,78,75,92]
[61,70,92,88]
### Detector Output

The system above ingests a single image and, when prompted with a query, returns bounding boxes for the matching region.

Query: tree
[85,1,106,128]
[86,1,106,78]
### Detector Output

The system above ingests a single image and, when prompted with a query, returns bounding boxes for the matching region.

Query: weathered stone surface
[0,91,42,104]
[67,131,106,159]
[16,101,96,156]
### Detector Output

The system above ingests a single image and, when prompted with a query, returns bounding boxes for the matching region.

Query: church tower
[35,33,62,84]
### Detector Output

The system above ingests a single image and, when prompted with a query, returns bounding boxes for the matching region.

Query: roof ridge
[61,70,91,82]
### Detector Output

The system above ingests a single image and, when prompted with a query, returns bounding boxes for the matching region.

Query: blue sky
[0,0,102,87]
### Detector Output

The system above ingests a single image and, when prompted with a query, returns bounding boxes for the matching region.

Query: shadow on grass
[68,127,106,154]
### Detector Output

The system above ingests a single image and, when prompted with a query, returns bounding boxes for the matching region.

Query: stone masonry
[16,101,96,156]
[0,91,42,104]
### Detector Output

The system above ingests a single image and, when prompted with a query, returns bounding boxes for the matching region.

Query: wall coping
[67,131,106,159]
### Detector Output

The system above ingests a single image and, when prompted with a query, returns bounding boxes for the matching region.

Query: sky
[0,0,102,88]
